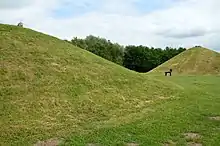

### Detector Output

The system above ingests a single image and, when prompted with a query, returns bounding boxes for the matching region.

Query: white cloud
[0,0,220,51]
[0,0,31,9]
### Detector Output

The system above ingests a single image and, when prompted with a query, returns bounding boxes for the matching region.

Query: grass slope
[1,24,220,146]
[0,24,178,145]
[64,76,220,146]
[150,47,220,75]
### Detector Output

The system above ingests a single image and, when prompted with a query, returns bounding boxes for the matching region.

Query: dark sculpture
[165,69,172,76]
[17,22,23,27]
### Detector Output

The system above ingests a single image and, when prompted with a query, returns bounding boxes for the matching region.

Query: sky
[0,0,220,51]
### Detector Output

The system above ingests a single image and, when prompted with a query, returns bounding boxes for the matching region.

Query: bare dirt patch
[209,116,220,121]
[187,142,202,146]
[126,143,139,146]
[163,140,176,146]
[184,133,201,141]
[51,63,59,66]
[158,96,170,100]
[86,143,101,146]
[34,138,62,146]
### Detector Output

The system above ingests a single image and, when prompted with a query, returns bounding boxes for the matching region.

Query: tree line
[65,35,186,73]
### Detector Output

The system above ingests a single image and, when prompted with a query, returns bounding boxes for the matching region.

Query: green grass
[1,24,220,146]
[150,47,220,75]
[63,76,220,146]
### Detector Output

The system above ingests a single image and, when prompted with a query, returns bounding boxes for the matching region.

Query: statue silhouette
[165,69,172,76]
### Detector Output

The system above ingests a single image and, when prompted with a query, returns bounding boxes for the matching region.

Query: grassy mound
[0,24,179,145]
[150,47,220,75]
[1,24,220,146]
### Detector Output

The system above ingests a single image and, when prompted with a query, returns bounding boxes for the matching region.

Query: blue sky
[0,0,220,51]
[52,0,103,18]
[53,0,174,18]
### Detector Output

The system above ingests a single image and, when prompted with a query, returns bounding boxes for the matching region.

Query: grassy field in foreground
[63,76,220,146]
[1,24,220,146]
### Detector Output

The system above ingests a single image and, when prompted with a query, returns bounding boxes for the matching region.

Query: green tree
[69,35,186,72]
[70,35,124,65]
